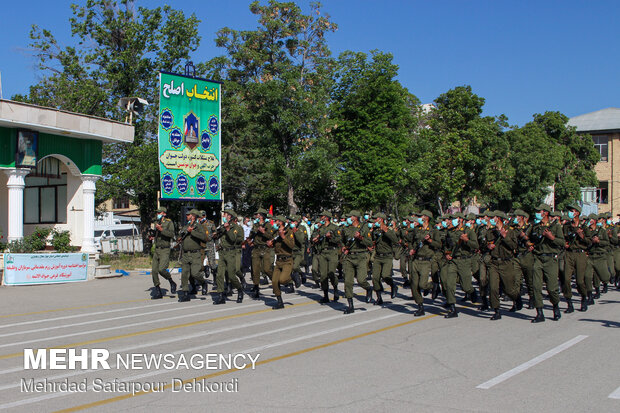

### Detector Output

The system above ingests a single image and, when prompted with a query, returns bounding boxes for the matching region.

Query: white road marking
[609,385,620,399]
[476,335,589,389]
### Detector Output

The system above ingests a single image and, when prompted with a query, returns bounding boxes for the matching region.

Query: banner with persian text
[2,253,89,285]
[158,72,222,201]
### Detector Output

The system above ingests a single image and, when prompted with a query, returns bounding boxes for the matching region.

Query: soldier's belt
[567,249,587,253]
[535,253,558,258]
[414,256,433,261]
[490,257,513,262]
[348,251,367,255]
[220,247,238,252]
[183,249,201,253]
[589,252,606,257]
[375,252,392,257]
[276,255,292,261]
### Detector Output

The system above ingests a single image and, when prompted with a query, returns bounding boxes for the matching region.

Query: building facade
[569,108,620,217]
[0,100,134,252]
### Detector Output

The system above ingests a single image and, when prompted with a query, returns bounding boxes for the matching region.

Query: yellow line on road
[53,312,439,412]
[0,301,314,360]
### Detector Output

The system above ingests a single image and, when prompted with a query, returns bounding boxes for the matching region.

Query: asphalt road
[0,265,618,413]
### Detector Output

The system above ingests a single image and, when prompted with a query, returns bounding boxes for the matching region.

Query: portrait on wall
[15,130,39,168]
[16,129,38,168]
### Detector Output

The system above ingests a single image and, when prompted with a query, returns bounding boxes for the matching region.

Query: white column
[81,174,99,253]
[4,168,30,242]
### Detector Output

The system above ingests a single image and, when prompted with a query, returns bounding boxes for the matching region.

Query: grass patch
[98,253,159,271]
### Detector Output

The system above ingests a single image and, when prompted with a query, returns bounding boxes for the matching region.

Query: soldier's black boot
[189,278,198,295]
[414,304,425,317]
[273,295,284,310]
[593,286,600,299]
[226,282,233,297]
[251,285,260,299]
[459,292,469,303]
[374,290,383,306]
[202,281,209,296]
[470,289,478,304]
[168,279,177,294]
[365,287,373,303]
[385,278,398,299]
[588,291,595,305]
[403,278,411,289]
[431,282,440,300]
[531,308,545,323]
[211,266,218,279]
[260,275,269,285]
[490,309,501,320]
[236,289,244,303]
[509,295,523,312]
[301,272,307,284]
[332,285,340,302]
[527,296,534,310]
[213,292,226,305]
[444,304,458,318]
[565,299,574,314]
[320,289,330,304]
[178,290,190,302]
[152,286,163,299]
[579,296,588,312]
[602,282,608,294]
[290,271,300,288]
[203,266,210,278]
[478,295,489,312]
[552,304,561,321]
[343,298,355,314]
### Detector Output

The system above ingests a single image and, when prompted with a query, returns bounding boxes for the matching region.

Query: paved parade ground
[0,267,618,413]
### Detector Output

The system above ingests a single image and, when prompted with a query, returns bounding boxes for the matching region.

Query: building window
[113,196,130,209]
[24,173,68,224]
[581,187,596,203]
[597,181,609,204]
[593,135,608,162]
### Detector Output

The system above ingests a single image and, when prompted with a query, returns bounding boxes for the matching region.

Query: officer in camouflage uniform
[529,204,564,322]
[213,210,245,305]
[341,210,373,314]
[313,211,343,303]
[178,209,208,302]
[247,208,275,299]
[371,212,399,305]
[149,206,177,299]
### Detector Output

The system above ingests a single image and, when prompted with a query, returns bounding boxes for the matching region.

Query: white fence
[100,237,144,254]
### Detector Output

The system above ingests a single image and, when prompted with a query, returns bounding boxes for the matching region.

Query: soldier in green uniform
[409,210,442,316]
[474,213,491,311]
[589,214,611,299]
[247,208,275,299]
[149,207,177,299]
[289,215,305,289]
[213,210,245,305]
[310,219,322,289]
[371,212,399,305]
[529,204,564,322]
[200,211,218,279]
[177,209,208,302]
[270,216,296,309]
[440,212,479,318]
[396,216,410,288]
[512,210,534,309]
[611,216,620,289]
[486,211,522,320]
[562,205,591,312]
[313,211,343,303]
[341,210,373,314]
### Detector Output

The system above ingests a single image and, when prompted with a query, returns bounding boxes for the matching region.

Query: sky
[1,0,618,127]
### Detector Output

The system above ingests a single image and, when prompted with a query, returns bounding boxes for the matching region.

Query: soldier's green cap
[486,211,496,217]
[420,210,433,219]
[254,208,268,215]
[567,205,582,213]
[494,210,508,220]
[291,215,301,221]
[466,213,476,220]
[346,210,361,218]
[223,209,237,219]
[274,215,287,222]
[587,214,598,220]
[514,209,529,219]
[188,208,201,217]
[453,212,465,219]
[320,210,333,219]
[606,212,612,219]
[561,214,569,221]
[536,203,552,213]
[374,212,387,219]
[157,206,167,213]
[597,213,607,220]
[550,211,561,217]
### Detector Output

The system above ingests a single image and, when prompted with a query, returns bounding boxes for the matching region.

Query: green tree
[199,0,337,215]
[13,0,200,236]
[331,50,418,212]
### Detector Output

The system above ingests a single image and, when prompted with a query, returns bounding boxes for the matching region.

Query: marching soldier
[562,205,591,312]
[440,212,479,318]
[149,206,177,299]
[371,212,399,305]
[289,215,305,289]
[178,209,208,302]
[247,208,276,299]
[341,210,374,314]
[513,210,534,309]
[474,213,491,311]
[213,210,245,305]
[310,219,322,288]
[486,211,522,320]
[313,211,342,303]
[201,211,218,279]
[409,210,441,316]
[529,204,564,322]
[269,216,296,309]
[589,214,611,299]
